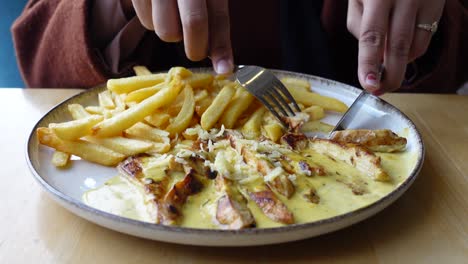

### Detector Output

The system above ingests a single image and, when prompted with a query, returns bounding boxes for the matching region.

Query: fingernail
[365,73,380,89]
[215,59,233,74]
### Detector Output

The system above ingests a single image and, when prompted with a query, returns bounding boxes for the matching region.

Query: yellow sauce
[83,149,417,229]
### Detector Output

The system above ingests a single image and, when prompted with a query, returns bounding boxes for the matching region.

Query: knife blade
[329,65,385,136]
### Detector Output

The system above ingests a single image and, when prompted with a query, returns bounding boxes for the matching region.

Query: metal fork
[235,65,301,126]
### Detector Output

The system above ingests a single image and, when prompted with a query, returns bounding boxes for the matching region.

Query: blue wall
[0,0,28,87]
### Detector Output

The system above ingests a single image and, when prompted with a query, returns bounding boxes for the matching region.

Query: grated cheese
[269,150,282,159]
[174,157,188,165]
[213,140,229,150]
[208,139,214,152]
[177,149,194,158]
[264,167,285,182]
[215,125,225,138]
[288,174,297,183]
[184,125,202,136]
[214,152,231,177]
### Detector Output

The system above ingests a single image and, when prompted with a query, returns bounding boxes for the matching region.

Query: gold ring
[417,21,438,34]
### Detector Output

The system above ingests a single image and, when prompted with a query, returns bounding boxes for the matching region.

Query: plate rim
[26,68,425,236]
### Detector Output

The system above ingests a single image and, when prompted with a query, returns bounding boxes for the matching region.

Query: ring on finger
[416,21,438,34]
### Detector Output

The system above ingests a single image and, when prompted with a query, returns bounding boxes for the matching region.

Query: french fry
[303,105,325,121]
[166,85,195,135]
[195,96,213,116]
[68,104,90,120]
[85,106,114,119]
[85,106,104,115]
[148,142,171,154]
[107,74,166,94]
[98,90,115,109]
[215,79,233,89]
[242,107,266,139]
[300,121,334,133]
[215,74,226,80]
[37,128,125,166]
[165,87,186,116]
[194,89,209,102]
[125,122,170,142]
[219,87,254,128]
[201,84,235,130]
[186,73,213,88]
[263,122,284,142]
[235,100,262,128]
[166,67,192,82]
[84,136,153,156]
[182,125,200,140]
[112,91,126,112]
[144,112,171,128]
[126,102,137,108]
[281,77,311,92]
[125,83,164,103]
[51,151,70,167]
[133,66,152,76]
[49,115,103,140]
[92,78,183,137]
[286,88,348,113]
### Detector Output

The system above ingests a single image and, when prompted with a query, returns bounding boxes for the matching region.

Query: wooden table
[0,88,467,263]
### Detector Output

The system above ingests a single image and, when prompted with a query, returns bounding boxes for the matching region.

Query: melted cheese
[83,148,417,229]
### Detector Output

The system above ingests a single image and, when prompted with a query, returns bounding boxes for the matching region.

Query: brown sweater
[11,0,468,93]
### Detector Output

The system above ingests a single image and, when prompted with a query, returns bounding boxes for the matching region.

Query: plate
[26,69,424,246]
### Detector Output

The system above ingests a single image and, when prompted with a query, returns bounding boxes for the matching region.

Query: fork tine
[269,87,295,116]
[264,92,289,117]
[273,78,301,112]
[256,95,287,127]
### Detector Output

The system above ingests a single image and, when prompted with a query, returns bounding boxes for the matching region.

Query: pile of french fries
[37,66,348,168]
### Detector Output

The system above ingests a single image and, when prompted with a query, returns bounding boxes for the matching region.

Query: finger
[132,0,154,30]
[177,0,209,61]
[207,0,233,74]
[408,2,444,62]
[409,24,431,62]
[152,0,182,42]
[380,1,418,94]
[347,0,363,39]
[357,0,391,93]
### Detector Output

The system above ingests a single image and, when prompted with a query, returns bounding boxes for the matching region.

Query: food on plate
[51,151,70,167]
[329,129,407,153]
[285,85,348,113]
[37,127,125,166]
[36,66,415,230]
[307,138,390,181]
[200,83,236,130]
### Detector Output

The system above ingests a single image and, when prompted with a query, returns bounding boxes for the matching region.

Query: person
[11,0,467,94]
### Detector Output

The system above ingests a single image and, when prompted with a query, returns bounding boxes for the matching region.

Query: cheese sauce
[83,149,417,229]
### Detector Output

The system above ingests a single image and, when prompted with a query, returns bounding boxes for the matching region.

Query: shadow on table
[35,160,433,264]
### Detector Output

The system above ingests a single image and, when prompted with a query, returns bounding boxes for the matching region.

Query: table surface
[0,88,467,264]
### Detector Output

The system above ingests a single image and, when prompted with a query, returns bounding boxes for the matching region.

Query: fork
[235,65,301,126]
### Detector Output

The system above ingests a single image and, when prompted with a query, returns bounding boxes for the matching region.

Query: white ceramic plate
[26,69,424,246]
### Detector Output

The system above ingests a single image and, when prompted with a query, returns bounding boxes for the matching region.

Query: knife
[329,65,385,136]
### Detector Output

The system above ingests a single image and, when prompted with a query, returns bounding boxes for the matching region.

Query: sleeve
[11,0,148,88]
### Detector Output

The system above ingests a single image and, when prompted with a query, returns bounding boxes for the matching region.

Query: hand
[129,0,233,74]
[347,0,445,95]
